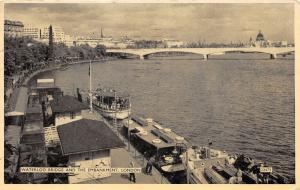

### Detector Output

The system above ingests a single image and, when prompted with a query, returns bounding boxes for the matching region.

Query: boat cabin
[93,89,130,110]
[122,116,187,173]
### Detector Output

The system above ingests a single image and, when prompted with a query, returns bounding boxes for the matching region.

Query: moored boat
[184,146,293,184]
[120,115,294,184]
[122,116,188,183]
[81,88,131,120]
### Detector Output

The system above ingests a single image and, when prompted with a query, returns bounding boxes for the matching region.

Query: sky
[5,3,294,43]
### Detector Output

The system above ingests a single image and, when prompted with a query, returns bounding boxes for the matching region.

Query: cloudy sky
[5,3,294,43]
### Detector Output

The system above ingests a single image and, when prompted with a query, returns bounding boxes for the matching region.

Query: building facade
[23,27,40,39]
[44,95,88,147]
[41,26,65,43]
[4,19,24,38]
[57,119,125,183]
[163,39,184,48]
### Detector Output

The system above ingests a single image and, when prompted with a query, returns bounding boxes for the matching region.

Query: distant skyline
[5,3,294,43]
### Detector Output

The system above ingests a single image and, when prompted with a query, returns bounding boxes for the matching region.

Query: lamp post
[89,59,93,113]
[127,96,131,151]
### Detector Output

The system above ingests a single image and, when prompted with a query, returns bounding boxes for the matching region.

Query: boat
[122,116,188,183]
[121,115,294,184]
[83,88,131,120]
[184,146,293,184]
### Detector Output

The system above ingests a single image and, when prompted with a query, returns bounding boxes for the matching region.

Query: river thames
[33,52,295,178]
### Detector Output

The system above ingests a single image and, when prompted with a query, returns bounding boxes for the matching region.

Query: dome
[256,30,265,41]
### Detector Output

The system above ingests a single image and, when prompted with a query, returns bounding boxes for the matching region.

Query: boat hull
[93,104,130,120]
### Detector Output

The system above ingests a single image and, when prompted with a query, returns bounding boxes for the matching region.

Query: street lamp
[127,96,131,151]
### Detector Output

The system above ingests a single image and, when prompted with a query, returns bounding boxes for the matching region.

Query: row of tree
[4,36,107,77]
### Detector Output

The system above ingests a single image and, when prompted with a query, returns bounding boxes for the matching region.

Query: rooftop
[21,133,44,145]
[50,95,88,113]
[122,116,187,149]
[57,119,125,155]
[5,87,28,116]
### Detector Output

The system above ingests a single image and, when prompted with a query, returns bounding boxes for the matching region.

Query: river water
[34,53,295,178]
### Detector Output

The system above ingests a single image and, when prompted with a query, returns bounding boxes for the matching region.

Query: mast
[89,60,93,112]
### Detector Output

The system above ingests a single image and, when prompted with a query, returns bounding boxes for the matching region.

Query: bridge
[106,47,295,60]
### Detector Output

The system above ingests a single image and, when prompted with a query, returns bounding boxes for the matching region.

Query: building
[44,95,88,147]
[64,34,76,47]
[23,27,41,39]
[41,26,65,43]
[163,39,184,48]
[31,79,63,103]
[249,30,269,48]
[49,95,88,126]
[57,119,125,183]
[75,37,129,48]
[4,19,24,38]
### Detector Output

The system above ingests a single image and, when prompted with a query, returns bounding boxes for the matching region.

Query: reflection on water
[34,53,295,178]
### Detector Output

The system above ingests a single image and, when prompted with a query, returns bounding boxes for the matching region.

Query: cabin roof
[94,89,130,98]
[57,119,125,155]
[21,133,44,145]
[123,116,188,149]
[50,95,88,113]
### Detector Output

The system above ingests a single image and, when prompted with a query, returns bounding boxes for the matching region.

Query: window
[85,157,90,160]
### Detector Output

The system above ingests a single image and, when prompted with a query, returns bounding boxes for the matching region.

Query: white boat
[93,102,131,120]
[86,88,131,120]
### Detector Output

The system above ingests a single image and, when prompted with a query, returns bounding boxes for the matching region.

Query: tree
[95,44,106,57]
[47,25,54,60]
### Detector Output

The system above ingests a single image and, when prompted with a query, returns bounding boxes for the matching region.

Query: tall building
[23,27,41,39]
[4,19,24,38]
[41,25,65,43]
[64,34,76,47]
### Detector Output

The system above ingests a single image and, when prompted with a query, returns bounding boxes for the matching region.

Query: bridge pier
[140,55,144,60]
[270,54,277,59]
[203,54,208,60]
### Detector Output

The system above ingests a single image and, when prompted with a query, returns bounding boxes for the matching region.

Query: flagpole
[89,59,93,112]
